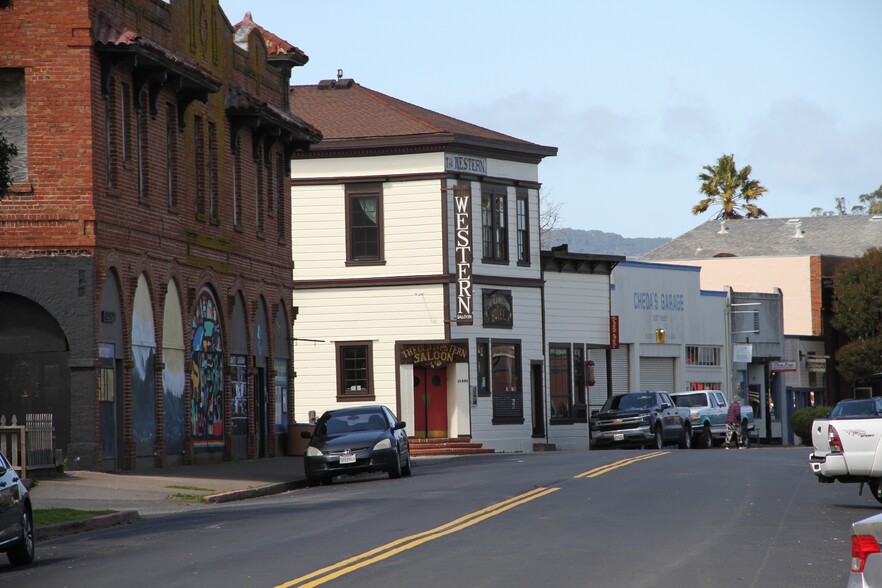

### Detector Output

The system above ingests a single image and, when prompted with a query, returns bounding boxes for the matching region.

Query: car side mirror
[394,421,407,430]
[660,403,671,410]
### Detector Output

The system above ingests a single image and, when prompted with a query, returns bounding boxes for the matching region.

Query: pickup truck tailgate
[812,417,831,454]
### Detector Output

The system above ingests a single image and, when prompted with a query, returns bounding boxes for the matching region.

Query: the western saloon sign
[452,183,473,325]
[445,154,487,175]
[400,342,469,368]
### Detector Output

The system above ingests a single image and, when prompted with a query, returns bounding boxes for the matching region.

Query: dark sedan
[301,405,412,486]
[0,450,34,566]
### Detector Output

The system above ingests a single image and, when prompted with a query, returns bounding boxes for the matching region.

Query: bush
[790,405,832,443]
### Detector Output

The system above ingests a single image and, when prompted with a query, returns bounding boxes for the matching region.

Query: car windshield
[672,393,708,408]
[830,400,878,418]
[315,411,388,435]
[603,393,655,411]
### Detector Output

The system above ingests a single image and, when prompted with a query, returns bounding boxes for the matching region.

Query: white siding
[291,152,445,179]
[291,179,445,280]
[544,272,611,344]
[292,285,447,422]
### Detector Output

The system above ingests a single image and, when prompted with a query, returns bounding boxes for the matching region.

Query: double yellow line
[575,451,668,478]
[277,451,667,587]
[276,486,559,588]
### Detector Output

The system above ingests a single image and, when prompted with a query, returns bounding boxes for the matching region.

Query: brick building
[0,1,320,470]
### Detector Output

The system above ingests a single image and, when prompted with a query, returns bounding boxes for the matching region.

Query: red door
[413,367,448,438]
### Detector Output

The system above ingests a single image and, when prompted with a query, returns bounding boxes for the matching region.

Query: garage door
[639,357,675,391]
[611,346,630,395]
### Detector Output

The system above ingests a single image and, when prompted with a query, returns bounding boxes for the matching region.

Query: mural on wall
[274,359,288,433]
[231,354,248,436]
[132,275,157,458]
[191,285,224,450]
[162,282,185,456]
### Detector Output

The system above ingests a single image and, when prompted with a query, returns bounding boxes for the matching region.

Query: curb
[203,480,306,504]
[36,510,140,540]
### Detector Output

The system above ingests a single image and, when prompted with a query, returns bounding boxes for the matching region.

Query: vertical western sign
[452,183,473,325]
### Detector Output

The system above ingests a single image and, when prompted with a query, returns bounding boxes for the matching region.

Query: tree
[0,132,17,198]
[691,154,768,220]
[831,247,882,385]
[811,185,882,217]
[538,188,563,249]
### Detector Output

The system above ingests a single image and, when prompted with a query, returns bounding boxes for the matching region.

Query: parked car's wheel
[7,506,34,566]
[402,452,412,477]
[741,420,751,448]
[869,480,882,505]
[679,426,692,449]
[701,424,713,449]
[654,424,664,450]
[389,450,403,479]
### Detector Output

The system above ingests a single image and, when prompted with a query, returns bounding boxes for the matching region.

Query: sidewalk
[29,456,308,539]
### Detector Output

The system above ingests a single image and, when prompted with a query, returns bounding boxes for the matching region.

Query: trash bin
[287,423,314,456]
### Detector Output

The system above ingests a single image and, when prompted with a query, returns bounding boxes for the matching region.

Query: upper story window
[686,345,721,366]
[165,103,177,210]
[516,188,529,265]
[481,185,508,263]
[276,152,285,242]
[120,82,133,164]
[232,142,242,228]
[194,115,205,217]
[0,69,27,185]
[207,121,218,222]
[137,89,149,203]
[346,183,383,264]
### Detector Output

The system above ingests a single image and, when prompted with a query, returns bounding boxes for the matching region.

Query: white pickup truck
[809,397,882,504]
[670,390,755,449]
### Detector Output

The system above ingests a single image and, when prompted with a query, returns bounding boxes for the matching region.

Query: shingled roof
[641,216,882,260]
[289,80,557,162]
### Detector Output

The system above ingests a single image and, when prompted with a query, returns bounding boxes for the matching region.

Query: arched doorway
[191,285,224,451]
[132,274,156,467]
[162,280,185,463]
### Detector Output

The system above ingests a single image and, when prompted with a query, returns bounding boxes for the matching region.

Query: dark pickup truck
[589,391,693,450]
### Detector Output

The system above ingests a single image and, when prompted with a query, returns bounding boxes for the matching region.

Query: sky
[219,0,882,238]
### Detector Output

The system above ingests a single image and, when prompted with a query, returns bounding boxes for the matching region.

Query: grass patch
[165,484,214,492]
[34,508,115,528]
[168,493,209,502]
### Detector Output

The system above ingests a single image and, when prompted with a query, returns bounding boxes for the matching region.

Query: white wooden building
[288,78,583,452]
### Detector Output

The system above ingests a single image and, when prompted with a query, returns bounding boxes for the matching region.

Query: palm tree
[691,154,768,220]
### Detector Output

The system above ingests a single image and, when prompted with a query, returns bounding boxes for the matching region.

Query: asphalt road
[1,447,875,587]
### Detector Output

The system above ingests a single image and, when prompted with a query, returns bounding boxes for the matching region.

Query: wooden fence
[0,414,27,478]
[0,413,58,478]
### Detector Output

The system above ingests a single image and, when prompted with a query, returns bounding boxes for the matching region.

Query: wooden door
[413,367,448,438]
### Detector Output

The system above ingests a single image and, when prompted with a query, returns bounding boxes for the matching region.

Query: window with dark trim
[255,150,264,234]
[574,345,586,405]
[266,150,275,220]
[489,340,523,424]
[481,185,508,262]
[276,152,285,241]
[208,120,218,222]
[549,345,572,419]
[476,340,490,397]
[516,188,529,265]
[165,103,177,210]
[346,183,383,263]
[232,140,241,228]
[194,115,205,217]
[137,89,148,203]
[336,341,375,401]
[121,82,132,164]
[104,77,115,190]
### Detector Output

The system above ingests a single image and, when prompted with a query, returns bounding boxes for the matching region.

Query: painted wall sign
[770,360,797,372]
[610,315,620,349]
[805,356,827,373]
[733,344,753,363]
[453,184,473,325]
[400,342,469,368]
[483,289,513,328]
[445,154,487,174]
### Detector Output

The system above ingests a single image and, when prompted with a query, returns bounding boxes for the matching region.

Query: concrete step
[408,436,495,456]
